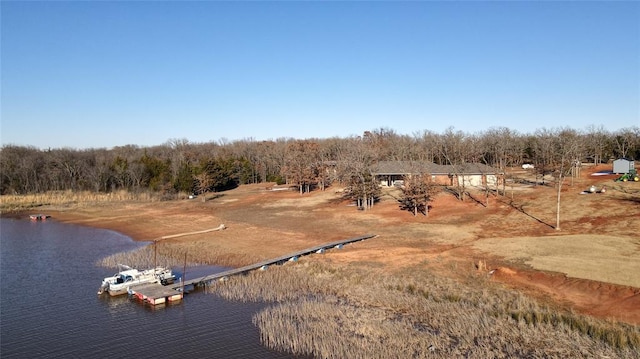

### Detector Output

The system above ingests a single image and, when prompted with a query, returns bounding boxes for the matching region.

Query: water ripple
[1,218,296,359]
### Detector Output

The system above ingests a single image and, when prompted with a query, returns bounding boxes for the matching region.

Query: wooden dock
[129,234,376,306]
[128,283,183,305]
[179,234,376,288]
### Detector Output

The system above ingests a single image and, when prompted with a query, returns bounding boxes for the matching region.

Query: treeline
[1,126,638,196]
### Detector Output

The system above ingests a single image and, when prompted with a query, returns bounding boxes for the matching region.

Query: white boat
[97,264,176,296]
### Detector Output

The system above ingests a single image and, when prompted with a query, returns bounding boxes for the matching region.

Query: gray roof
[372,161,442,175]
[371,161,500,175]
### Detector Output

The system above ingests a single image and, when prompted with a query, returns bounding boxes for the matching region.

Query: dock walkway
[179,234,376,288]
[128,234,375,306]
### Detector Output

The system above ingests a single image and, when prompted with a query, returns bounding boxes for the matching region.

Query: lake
[0,217,296,358]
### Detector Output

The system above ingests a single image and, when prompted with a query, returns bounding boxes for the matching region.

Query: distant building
[613,158,635,174]
[371,161,502,187]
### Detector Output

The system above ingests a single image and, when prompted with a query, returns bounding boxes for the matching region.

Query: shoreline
[2,177,640,356]
[6,193,639,326]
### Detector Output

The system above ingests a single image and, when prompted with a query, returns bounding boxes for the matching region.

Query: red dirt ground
[48,164,640,325]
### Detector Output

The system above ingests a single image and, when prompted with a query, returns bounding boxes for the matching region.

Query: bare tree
[399,173,439,216]
[5,125,640,200]
[413,130,440,163]
[551,128,583,231]
[613,127,640,159]
[438,127,469,201]
[283,140,319,194]
[336,137,379,210]
[584,125,610,165]
[481,127,521,195]
[84,148,113,192]
[530,129,558,185]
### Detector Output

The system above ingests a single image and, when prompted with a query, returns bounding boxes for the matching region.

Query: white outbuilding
[613,158,635,174]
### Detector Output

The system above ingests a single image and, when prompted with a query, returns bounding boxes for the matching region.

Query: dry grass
[98,244,187,269]
[208,260,639,358]
[97,240,261,269]
[0,190,172,213]
[474,235,640,288]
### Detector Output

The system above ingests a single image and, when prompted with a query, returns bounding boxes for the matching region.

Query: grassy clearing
[474,235,640,288]
[208,260,639,358]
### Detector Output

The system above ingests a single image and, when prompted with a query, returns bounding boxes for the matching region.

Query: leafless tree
[612,127,640,159]
[480,127,522,194]
[399,173,439,216]
[584,125,610,165]
[5,125,640,200]
[551,128,583,230]
[283,140,319,194]
[530,129,558,185]
[438,127,469,201]
[413,130,440,163]
[336,136,379,210]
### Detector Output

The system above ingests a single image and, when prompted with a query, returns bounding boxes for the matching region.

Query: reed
[0,190,176,213]
[97,240,261,269]
[210,261,639,358]
[98,245,179,269]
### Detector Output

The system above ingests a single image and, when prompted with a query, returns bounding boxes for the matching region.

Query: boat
[29,214,50,221]
[97,264,176,296]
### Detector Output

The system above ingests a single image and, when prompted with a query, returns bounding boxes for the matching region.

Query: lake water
[0,218,296,358]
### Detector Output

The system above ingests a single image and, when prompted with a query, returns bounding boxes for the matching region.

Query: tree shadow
[207,193,225,201]
[328,193,352,205]
[397,201,431,216]
[443,187,462,200]
[507,200,555,229]
[464,192,486,208]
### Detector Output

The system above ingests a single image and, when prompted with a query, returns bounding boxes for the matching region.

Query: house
[371,161,443,187]
[371,161,501,188]
[613,158,635,174]
[443,163,501,187]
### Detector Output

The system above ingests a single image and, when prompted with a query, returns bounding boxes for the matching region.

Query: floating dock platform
[128,283,183,306]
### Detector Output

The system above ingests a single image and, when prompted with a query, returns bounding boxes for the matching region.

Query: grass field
[474,234,640,288]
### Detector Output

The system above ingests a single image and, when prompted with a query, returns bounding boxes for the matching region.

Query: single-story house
[613,158,635,174]
[371,161,502,188]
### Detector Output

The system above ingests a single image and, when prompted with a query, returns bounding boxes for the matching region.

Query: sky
[1,1,639,150]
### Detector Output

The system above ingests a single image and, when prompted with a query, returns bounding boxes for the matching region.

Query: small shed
[613,158,635,174]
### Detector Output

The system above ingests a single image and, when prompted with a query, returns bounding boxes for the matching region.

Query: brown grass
[209,260,639,357]
[474,235,640,288]
[0,190,170,212]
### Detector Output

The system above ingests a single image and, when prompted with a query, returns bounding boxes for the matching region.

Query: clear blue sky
[1,1,639,149]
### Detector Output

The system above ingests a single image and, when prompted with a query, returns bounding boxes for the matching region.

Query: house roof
[372,161,443,175]
[444,163,500,175]
[371,161,500,175]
